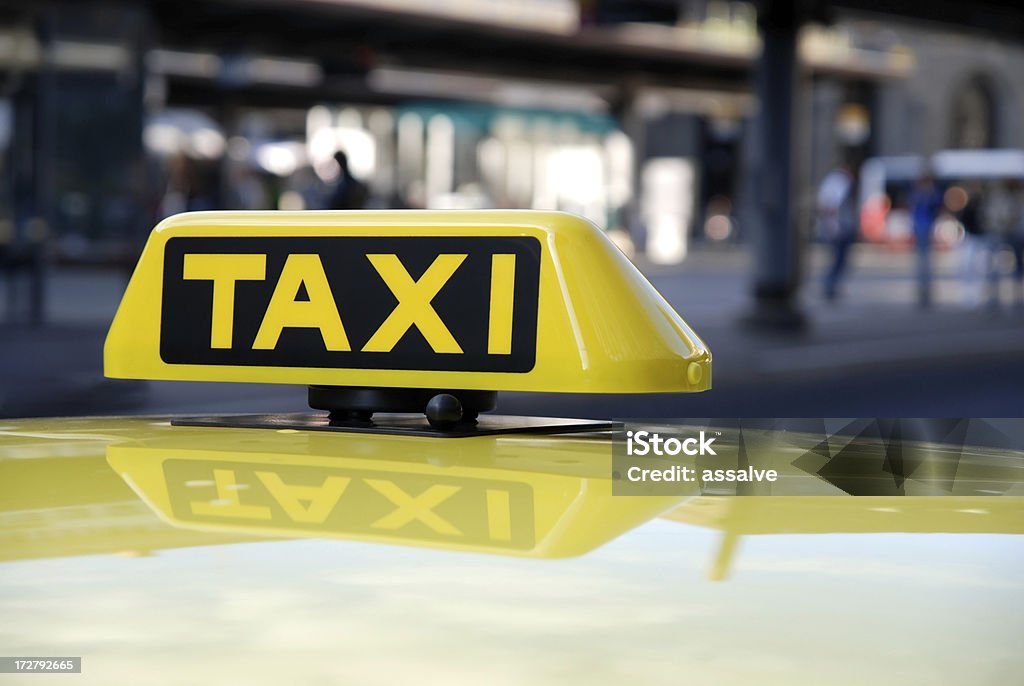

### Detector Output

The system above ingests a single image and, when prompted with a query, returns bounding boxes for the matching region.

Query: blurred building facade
[0,0,1021,274]
[874,25,1024,154]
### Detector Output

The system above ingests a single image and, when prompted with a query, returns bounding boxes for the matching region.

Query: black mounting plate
[171,413,615,438]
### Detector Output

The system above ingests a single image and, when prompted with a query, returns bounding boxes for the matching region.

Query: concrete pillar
[743,0,805,330]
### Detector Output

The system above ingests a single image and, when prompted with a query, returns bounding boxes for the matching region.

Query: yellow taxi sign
[105,210,710,393]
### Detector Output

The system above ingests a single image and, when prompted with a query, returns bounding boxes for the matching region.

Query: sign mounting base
[170,413,614,438]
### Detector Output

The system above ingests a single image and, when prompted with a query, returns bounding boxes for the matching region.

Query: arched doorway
[950,75,998,149]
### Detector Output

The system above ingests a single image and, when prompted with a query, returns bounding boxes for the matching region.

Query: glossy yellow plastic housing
[104,210,710,393]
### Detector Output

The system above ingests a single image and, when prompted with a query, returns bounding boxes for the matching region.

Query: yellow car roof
[1,416,1021,685]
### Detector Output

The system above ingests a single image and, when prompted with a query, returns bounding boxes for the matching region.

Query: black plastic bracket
[308,385,498,429]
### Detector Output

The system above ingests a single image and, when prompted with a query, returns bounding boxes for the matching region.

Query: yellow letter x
[365,479,462,536]
[362,254,466,353]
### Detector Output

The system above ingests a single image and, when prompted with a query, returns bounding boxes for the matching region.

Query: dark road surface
[498,357,1024,418]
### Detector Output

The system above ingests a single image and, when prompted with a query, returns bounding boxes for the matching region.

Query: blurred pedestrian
[159,153,218,218]
[816,159,859,301]
[1006,180,1024,308]
[956,185,988,308]
[983,180,1024,309]
[227,164,270,210]
[909,173,943,308]
[328,150,368,210]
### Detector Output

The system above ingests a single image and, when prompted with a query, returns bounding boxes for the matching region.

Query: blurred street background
[1,0,1023,418]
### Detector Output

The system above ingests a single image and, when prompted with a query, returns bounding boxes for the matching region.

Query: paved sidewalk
[645,244,1024,382]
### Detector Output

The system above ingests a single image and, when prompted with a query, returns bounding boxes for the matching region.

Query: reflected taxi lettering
[164,460,535,548]
[160,236,541,372]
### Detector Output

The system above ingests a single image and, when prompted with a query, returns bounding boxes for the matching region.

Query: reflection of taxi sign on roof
[105,429,685,558]
[105,211,710,430]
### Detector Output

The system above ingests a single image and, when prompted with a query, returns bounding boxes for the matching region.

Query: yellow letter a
[253,254,350,351]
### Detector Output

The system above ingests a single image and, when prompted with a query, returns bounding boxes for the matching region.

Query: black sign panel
[160,236,541,372]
